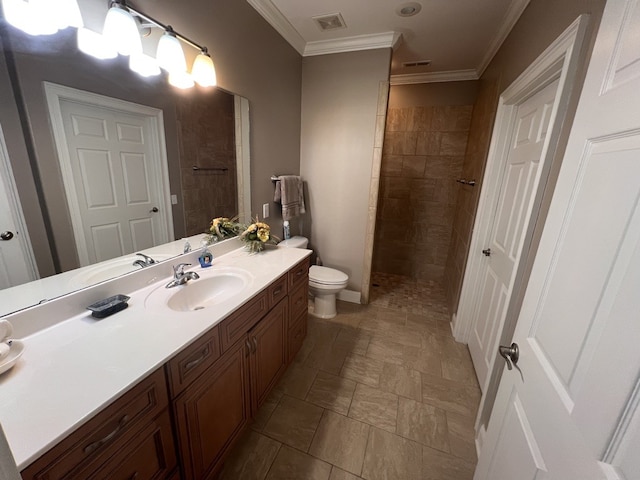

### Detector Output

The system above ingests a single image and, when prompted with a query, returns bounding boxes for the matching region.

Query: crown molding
[476,0,531,76]
[390,69,479,85]
[304,31,401,56]
[246,0,306,55]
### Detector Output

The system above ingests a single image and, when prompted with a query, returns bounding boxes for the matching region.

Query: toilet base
[309,292,338,319]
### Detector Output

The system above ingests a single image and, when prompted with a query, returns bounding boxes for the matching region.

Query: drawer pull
[184,348,209,370]
[83,414,129,454]
[245,339,251,357]
[252,337,258,353]
[273,287,282,296]
[295,270,304,277]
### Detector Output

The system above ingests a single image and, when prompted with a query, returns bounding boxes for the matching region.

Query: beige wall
[388,81,479,108]
[300,49,391,295]
[442,0,607,315]
[1,0,302,275]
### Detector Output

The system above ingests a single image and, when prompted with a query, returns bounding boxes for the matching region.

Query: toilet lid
[309,266,348,285]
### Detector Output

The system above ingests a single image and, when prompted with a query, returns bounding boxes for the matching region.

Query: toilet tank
[277,236,308,248]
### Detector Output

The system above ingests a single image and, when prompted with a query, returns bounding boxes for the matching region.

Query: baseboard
[337,289,361,304]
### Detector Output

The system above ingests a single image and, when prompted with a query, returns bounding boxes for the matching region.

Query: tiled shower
[372,103,473,283]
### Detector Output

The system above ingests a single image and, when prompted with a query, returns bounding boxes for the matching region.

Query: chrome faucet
[133,253,157,268]
[166,263,200,288]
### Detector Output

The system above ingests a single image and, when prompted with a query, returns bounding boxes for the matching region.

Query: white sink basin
[145,267,253,313]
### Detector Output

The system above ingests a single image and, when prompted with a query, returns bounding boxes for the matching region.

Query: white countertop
[0,245,311,470]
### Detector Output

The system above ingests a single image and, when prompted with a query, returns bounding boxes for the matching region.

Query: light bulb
[192,51,217,87]
[2,0,35,34]
[56,0,83,29]
[156,31,186,74]
[168,71,195,89]
[77,28,117,59]
[130,53,161,77]
[102,3,142,56]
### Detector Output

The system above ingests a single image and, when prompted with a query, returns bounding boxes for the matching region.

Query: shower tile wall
[176,90,238,236]
[373,105,472,282]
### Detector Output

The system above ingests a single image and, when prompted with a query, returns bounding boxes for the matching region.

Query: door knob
[149,207,159,213]
[0,231,14,241]
[482,248,491,257]
[499,342,524,381]
[499,343,519,370]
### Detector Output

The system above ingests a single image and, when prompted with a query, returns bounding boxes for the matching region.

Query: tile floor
[219,273,481,480]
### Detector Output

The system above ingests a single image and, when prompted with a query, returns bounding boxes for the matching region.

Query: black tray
[87,294,130,318]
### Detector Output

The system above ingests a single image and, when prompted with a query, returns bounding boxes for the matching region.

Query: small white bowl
[0,340,25,376]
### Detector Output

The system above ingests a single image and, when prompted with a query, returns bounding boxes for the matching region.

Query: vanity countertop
[0,245,311,470]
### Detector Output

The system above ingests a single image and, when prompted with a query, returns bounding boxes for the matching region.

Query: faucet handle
[173,263,191,276]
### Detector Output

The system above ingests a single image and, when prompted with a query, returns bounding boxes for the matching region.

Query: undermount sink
[146,267,253,312]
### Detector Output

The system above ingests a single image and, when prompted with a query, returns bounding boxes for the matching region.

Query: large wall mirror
[0,19,251,317]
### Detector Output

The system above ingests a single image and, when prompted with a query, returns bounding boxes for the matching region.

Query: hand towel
[274,175,306,221]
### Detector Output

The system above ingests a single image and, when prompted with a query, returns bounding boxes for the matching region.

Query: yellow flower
[257,228,269,242]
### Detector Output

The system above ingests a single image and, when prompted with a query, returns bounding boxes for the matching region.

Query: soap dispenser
[283,220,291,240]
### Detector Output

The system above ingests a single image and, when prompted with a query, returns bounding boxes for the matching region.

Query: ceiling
[247,0,531,84]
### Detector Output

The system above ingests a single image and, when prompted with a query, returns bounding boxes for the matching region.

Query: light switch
[262,203,269,218]
[171,194,178,205]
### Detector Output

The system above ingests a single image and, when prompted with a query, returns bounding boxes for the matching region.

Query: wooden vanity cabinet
[21,368,177,480]
[170,296,289,479]
[287,258,310,362]
[172,338,250,480]
[247,297,288,412]
[20,258,311,480]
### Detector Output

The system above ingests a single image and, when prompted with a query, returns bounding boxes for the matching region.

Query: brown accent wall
[373,100,473,282]
[176,90,237,236]
[442,0,607,315]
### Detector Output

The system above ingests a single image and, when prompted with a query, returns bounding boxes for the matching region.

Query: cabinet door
[86,410,177,480]
[173,339,250,480]
[249,297,288,412]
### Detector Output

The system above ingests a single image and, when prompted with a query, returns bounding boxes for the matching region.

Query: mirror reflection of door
[46,84,173,266]
[0,125,37,288]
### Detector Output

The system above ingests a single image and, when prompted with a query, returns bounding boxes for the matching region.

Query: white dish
[0,340,25,376]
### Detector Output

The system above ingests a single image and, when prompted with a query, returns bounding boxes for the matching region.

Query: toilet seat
[309,266,348,286]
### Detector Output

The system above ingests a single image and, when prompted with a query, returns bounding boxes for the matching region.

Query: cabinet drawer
[219,291,268,352]
[288,257,309,290]
[288,312,308,364]
[84,409,177,480]
[22,368,168,480]
[288,281,308,327]
[166,325,221,397]
[267,274,288,309]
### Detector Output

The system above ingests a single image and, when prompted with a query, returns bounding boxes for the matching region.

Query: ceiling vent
[313,13,347,31]
[402,60,432,67]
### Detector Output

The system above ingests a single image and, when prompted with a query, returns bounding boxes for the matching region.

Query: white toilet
[278,236,348,319]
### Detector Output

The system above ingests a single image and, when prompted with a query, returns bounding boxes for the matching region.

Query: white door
[475,2,640,478]
[468,79,558,390]
[58,98,170,265]
[0,125,37,289]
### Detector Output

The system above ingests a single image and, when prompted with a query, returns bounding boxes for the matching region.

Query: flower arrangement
[239,217,279,253]
[207,216,240,243]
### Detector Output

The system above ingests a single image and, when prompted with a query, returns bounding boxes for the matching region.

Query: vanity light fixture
[156,28,187,74]
[192,49,217,87]
[77,27,117,59]
[2,0,83,35]
[102,1,142,56]
[110,1,217,89]
[129,53,161,77]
